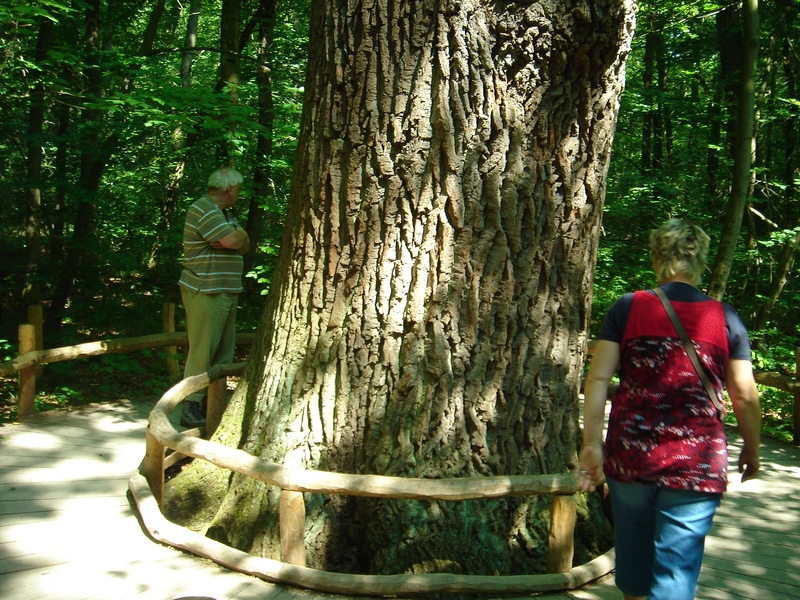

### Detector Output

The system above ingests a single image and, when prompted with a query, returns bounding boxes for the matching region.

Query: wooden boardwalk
[1,399,799,600]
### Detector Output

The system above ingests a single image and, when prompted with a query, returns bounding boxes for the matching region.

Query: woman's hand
[577,442,604,492]
[739,446,760,482]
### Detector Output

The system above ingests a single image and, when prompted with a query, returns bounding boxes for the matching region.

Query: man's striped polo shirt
[178,195,244,294]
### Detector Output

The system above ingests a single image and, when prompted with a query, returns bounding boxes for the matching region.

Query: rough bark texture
[166,0,635,577]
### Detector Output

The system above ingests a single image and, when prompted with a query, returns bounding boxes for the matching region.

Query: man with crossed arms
[178,167,250,427]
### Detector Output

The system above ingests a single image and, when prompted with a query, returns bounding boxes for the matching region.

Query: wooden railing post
[280,490,306,566]
[27,304,43,377]
[143,428,166,507]
[18,324,37,420]
[206,377,226,436]
[546,494,577,573]
[162,302,181,380]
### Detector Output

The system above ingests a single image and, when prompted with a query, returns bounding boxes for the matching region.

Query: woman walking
[577,219,761,600]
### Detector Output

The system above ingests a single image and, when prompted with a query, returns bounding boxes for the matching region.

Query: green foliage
[757,387,796,444]
[246,241,282,295]
[35,385,82,412]
[593,0,800,441]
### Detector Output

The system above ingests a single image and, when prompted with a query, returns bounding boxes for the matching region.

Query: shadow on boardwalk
[1,399,799,600]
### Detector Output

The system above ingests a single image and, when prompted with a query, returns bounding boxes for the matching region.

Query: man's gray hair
[208,168,244,190]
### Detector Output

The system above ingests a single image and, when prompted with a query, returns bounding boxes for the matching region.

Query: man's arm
[213,226,250,254]
[726,358,761,482]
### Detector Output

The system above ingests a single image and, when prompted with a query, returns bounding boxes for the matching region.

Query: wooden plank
[17,324,36,420]
[0,478,130,505]
[712,514,800,534]
[1,397,800,600]
[0,552,72,575]
[716,496,800,516]
[0,496,130,517]
[0,429,126,453]
[546,494,576,573]
[710,522,800,548]
[699,565,800,599]
[0,455,59,468]
[9,419,139,440]
[704,550,800,583]
[280,490,307,566]
[704,536,800,564]
[0,460,140,484]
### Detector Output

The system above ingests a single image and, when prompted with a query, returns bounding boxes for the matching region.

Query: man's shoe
[180,400,206,428]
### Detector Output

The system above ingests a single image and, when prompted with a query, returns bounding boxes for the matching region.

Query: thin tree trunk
[141,0,167,55]
[708,0,759,300]
[641,28,667,177]
[180,0,202,86]
[147,0,203,274]
[753,226,800,334]
[243,0,279,283]
[22,17,54,308]
[642,30,654,172]
[216,0,242,165]
[51,99,70,259]
[46,0,106,332]
[705,85,723,196]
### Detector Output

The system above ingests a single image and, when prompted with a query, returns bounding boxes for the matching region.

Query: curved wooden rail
[130,366,615,596]
[129,471,614,596]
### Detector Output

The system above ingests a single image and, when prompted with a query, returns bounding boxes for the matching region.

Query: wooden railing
[0,303,254,422]
[130,364,615,596]
[5,304,799,438]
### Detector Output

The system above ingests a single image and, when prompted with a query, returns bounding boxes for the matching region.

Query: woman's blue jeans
[607,478,722,599]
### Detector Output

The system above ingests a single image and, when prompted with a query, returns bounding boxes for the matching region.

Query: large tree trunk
[167,0,636,576]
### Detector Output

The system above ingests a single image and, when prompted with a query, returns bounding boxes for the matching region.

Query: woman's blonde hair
[649,219,710,285]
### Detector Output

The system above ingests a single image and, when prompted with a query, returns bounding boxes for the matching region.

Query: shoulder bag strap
[652,287,725,417]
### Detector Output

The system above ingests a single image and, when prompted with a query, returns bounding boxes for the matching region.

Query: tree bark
[166,0,636,577]
[706,5,742,200]
[708,0,759,300]
[219,0,241,93]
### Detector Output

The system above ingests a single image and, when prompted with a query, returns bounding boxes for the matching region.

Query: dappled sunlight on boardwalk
[698,431,800,599]
[1,400,798,600]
